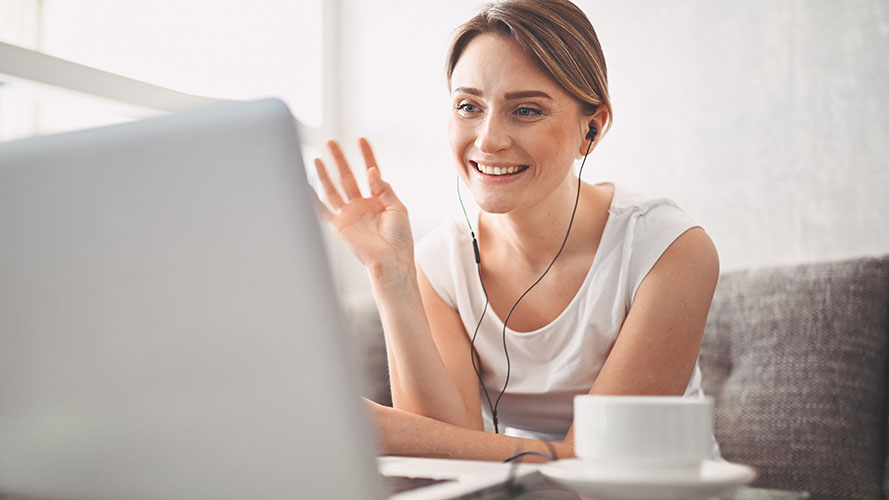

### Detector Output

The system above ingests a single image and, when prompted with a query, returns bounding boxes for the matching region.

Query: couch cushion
[700,255,889,500]
[344,297,392,406]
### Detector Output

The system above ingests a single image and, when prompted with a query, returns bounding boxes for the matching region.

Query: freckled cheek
[542,125,579,161]
[519,125,577,173]
[517,127,557,159]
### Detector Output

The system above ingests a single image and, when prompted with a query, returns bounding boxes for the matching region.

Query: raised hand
[313,138,414,278]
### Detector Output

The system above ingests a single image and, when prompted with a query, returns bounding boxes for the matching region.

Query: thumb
[367,166,401,207]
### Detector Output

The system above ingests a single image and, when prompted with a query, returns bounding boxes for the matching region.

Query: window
[0,0,329,142]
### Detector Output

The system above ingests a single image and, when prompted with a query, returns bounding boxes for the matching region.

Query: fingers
[311,187,335,222]
[315,137,398,209]
[359,138,391,199]
[359,138,403,205]
[367,165,401,207]
[366,165,387,197]
[314,157,345,211]
[358,137,379,173]
[326,140,362,200]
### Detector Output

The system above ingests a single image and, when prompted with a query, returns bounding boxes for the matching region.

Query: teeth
[475,163,524,176]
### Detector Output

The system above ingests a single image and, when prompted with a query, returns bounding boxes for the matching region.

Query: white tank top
[415,184,711,443]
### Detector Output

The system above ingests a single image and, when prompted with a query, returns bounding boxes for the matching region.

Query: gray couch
[348,254,889,500]
[700,255,889,500]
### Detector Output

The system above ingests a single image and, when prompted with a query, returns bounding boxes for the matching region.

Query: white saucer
[541,459,756,500]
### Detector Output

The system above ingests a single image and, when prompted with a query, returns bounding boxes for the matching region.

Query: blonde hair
[446,0,613,132]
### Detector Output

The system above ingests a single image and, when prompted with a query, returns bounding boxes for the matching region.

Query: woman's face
[448,33,591,215]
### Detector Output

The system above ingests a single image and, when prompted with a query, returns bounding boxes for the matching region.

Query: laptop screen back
[0,99,385,500]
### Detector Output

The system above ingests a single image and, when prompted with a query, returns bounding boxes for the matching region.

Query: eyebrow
[453,87,552,100]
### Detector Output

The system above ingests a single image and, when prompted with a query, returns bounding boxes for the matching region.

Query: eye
[456,103,480,115]
[515,106,542,117]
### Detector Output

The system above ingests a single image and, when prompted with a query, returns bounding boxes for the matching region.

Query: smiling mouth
[470,161,530,177]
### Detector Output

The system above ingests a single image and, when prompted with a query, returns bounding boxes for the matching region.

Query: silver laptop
[0,99,541,499]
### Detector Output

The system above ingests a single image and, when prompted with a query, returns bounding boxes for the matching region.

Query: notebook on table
[0,99,542,499]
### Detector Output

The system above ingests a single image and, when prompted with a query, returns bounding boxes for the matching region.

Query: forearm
[312,139,478,426]
[376,404,574,463]
[370,265,478,429]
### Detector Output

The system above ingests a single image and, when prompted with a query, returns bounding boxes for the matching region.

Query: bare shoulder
[588,181,616,212]
[630,226,720,342]
[649,227,719,289]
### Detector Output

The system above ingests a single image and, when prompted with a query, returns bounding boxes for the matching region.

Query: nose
[474,114,511,153]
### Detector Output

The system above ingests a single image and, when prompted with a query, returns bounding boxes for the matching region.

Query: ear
[577,105,610,156]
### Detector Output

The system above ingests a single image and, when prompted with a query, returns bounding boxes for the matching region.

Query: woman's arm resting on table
[369,399,571,463]
[562,227,719,447]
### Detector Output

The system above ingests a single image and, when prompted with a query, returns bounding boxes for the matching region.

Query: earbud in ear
[586,126,598,141]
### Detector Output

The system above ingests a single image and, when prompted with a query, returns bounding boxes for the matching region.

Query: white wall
[328,0,889,300]
[587,0,889,272]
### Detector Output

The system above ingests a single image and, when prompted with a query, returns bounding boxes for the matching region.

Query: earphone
[457,124,598,433]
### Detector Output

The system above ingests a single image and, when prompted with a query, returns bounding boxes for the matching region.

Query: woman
[313,0,719,462]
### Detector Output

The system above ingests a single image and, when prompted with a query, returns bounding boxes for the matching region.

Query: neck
[480,174,592,271]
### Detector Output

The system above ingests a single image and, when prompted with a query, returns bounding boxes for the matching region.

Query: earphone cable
[457,176,498,431]
[492,136,595,416]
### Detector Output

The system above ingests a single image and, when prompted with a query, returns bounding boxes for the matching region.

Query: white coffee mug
[573,395,713,477]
